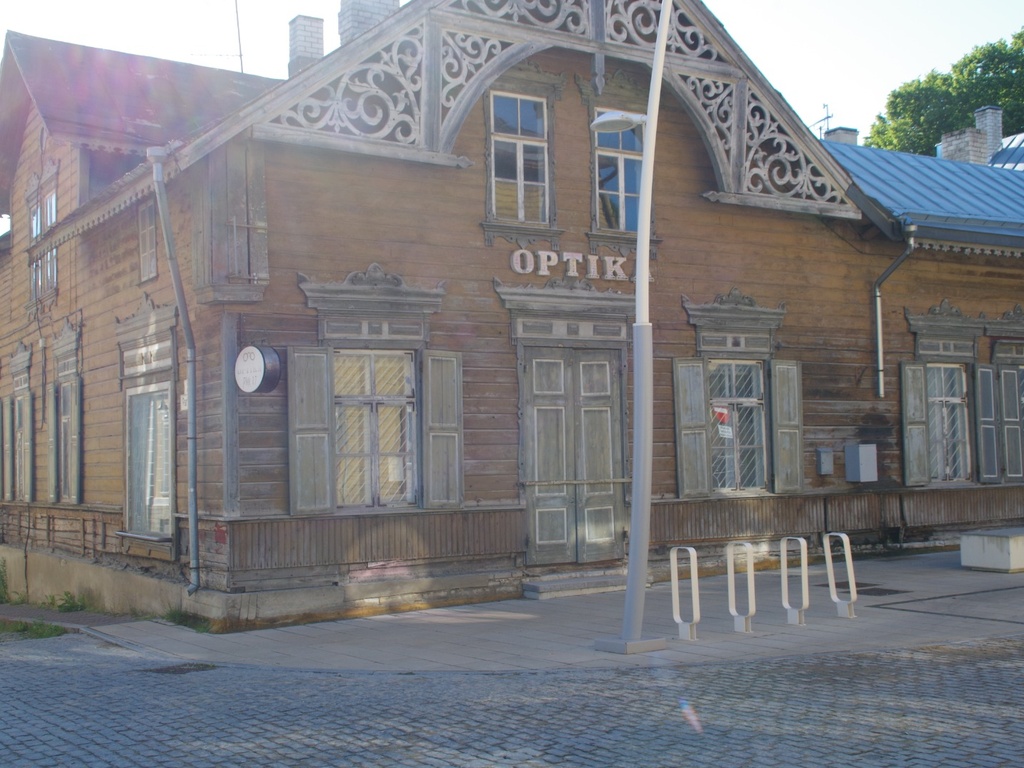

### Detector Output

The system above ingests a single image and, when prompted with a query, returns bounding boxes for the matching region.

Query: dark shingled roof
[825,141,1024,251]
[1,31,281,153]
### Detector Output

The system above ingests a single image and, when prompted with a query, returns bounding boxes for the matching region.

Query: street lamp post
[594,1,674,655]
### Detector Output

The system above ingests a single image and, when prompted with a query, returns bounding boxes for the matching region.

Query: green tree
[866,28,1024,155]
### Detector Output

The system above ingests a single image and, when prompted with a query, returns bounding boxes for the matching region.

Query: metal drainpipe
[147,147,200,596]
[872,224,917,398]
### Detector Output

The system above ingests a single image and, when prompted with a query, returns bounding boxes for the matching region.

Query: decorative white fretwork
[274,26,425,144]
[260,0,856,217]
[606,0,724,61]
[445,0,590,36]
[681,75,735,159]
[744,91,845,205]
[441,31,515,118]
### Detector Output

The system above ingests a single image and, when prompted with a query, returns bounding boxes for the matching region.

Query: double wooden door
[522,347,626,564]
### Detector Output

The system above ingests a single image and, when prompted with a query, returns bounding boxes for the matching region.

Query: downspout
[147,147,200,596]
[873,223,916,398]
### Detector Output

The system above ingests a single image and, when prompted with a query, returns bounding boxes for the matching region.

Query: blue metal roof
[992,133,1024,172]
[825,141,1024,251]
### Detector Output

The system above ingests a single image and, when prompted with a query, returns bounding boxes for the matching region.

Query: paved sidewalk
[63,549,1024,672]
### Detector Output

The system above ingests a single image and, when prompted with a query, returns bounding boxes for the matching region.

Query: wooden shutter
[1000,367,1023,482]
[69,376,82,503]
[2,397,11,500]
[975,365,1001,483]
[902,362,930,486]
[47,384,58,502]
[422,350,463,508]
[21,392,34,502]
[673,359,710,497]
[770,360,803,494]
[287,347,334,514]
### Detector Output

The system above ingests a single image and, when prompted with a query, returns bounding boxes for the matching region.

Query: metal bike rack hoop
[824,531,857,618]
[780,536,809,626]
[726,541,756,633]
[669,546,700,640]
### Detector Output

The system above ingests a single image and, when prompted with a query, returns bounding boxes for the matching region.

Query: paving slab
[44,550,1016,673]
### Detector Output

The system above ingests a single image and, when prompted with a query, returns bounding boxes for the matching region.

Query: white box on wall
[845,444,878,482]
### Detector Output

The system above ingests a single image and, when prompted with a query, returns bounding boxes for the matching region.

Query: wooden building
[1,0,1023,628]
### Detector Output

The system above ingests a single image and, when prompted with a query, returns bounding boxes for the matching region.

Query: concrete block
[960,528,1024,573]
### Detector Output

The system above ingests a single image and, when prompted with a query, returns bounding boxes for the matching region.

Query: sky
[1,0,1020,135]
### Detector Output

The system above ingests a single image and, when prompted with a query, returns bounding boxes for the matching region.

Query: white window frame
[29,183,58,301]
[925,363,971,482]
[125,382,175,537]
[707,360,767,492]
[489,92,549,224]
[333,349,418,509]
[594,111,643,232]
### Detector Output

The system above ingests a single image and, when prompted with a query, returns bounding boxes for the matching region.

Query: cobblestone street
[3,631,1021,767]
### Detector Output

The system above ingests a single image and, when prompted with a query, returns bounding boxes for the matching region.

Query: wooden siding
[229,508,523,572]
[5,45,1024,613]
[901,486,1024,528]
[653,496,823,543]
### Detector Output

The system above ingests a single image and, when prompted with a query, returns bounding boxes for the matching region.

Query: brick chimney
[289,15,324,77]
[823,127,859,145]
[338,0,400,45]
[939,106,1004,163]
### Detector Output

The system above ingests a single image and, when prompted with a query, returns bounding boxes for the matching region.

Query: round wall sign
[234,346,281,393]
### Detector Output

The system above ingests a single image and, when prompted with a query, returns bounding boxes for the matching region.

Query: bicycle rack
[780,536,809,625]
[824,531,857,618]
[669,546,700,640]
[726,541,755,633]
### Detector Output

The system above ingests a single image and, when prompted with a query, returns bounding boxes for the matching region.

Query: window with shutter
[904,301,996,486]
[10,342,33,502]
[291,265,457,513]
[51,320,82,503]
[676,289,800,497]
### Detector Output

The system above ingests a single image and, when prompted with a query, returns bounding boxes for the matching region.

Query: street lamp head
[591,110,648,133]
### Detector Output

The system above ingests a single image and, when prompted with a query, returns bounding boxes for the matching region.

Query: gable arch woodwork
[254,0,859,219]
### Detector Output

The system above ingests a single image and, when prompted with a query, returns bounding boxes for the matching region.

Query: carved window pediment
[299,263,445,343]
[116,294,178,379]
[906,299,985,362]
[683,288,786,358]
[495,276,633,342]
[11,341,31,390]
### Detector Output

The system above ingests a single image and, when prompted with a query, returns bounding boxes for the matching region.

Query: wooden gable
[241,0,859,220]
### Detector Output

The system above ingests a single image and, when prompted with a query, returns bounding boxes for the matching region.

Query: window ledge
[481,220,564,250]
[116,531,172,543]
[196,282,267,305]
[116,531,174,561]
[586,230,661,258]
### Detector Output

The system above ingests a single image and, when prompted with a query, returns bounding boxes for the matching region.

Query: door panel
[524,347,625,564]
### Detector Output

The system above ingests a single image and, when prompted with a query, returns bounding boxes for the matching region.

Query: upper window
[490,93,548,224]
[31,247,58,302]
[27,165,58,302]
[595,115,643,232]
[139,200,158,282]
